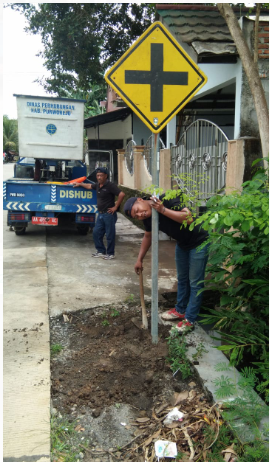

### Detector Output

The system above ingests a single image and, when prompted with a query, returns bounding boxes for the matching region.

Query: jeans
[93,212,117,255]
[175,242,209,324]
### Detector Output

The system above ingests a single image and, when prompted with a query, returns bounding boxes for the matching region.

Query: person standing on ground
[73,167,125,260]
[124,193,209,333]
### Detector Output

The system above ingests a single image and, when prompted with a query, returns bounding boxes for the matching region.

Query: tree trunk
[217,4,269,166]
[254,3,260,64]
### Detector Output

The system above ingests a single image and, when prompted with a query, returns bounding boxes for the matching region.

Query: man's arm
[134,231,152,274]
[108,191,125,214]
[73,182,92,189]
[151,198,193,224]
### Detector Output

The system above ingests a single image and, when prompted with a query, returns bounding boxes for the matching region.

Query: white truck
[4,94,99,235]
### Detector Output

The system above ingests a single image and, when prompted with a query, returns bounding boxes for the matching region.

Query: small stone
[51,407,57,416]
[92,408,101,418]
[188,381,196,388]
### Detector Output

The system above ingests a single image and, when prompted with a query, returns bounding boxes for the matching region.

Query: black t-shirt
[91,181,122,212]
[143,194,208,251]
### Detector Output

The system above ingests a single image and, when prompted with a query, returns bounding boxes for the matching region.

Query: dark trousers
[93,212,117,255]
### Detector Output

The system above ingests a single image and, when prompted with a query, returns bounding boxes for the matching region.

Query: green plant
[51,344,64,356]
[190,162,269,401]
[101,319,110,327]
[213,363,269,462]
[192,342,209,361]
[3,115,18,153]
[175,452,185,460]
[110,308,120,317]
[166,328,192,379]
[125,293,134,302]
[51,415,88,461]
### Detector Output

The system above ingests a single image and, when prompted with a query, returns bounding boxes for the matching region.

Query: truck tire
[15,226,26,236]
[77,225,89,235]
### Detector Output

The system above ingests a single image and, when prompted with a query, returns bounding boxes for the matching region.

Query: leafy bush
[214,363,269,462]
[190,161,269,401]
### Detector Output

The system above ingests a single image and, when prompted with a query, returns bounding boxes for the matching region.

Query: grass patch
[51,344,64,356]
[51,415,89,462]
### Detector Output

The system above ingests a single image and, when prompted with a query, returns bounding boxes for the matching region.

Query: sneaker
[92,252,105,258]
[103,254,115,260]
[161,308,186,321]
[175,319,194,334]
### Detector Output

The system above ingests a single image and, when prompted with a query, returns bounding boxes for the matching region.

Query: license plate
[32,217,58,226]
[44,205,62,211]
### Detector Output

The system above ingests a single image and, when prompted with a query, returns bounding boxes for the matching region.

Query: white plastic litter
[163,407,184,425]
[154,440,178,459]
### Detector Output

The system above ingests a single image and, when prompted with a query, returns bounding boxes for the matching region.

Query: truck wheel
[77,225,89,235]
[15,226,26,236]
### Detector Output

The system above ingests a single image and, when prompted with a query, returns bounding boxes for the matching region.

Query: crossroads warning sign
[105,21,207,133]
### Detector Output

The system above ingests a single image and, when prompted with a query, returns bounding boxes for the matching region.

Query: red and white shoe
[161,308,186,321]
[175,319,194,333]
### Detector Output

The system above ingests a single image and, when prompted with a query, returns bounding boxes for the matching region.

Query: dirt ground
[50,299,215,461]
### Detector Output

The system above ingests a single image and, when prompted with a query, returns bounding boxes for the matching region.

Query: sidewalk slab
[3,251,50,460]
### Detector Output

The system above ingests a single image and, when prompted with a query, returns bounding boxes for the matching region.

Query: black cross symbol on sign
[125,43,188,112]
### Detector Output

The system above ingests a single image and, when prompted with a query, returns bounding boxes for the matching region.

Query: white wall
[166,62,243,142]
[86,115,132,145]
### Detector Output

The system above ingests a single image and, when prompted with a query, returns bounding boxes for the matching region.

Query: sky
[2,5,50,119]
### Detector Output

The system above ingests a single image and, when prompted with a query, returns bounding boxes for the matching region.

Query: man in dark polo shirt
[124,193,209,333]
[73,168,125,260]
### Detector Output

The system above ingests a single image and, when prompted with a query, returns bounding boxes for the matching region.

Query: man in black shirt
[124,193,209,333]
[73,168,125,260]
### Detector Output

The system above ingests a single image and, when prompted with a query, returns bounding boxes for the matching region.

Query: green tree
[7,3,155,94]
[217,3,269,162]
[60,84,107,118]
[3,115,18,153]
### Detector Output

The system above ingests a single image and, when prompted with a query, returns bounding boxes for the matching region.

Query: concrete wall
[117,147,172,193]
[226,137,262,194]
[118,139,261,196]
[86,115,132,147]
[239,17,269,139]
[133,113,152,146]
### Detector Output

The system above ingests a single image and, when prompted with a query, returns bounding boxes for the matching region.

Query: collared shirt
[91,180,122,212]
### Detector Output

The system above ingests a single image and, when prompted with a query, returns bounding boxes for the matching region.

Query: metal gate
[171,119,228,202]
[143,135,165,177]
[124,140,136,176]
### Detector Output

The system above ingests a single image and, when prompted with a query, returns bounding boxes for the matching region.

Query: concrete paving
[3,161,268,459]
[3,164,50,462]
[3,161,177,461]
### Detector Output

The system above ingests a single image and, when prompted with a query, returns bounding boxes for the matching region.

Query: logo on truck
[46,124,57,135]
[60,190,93,199]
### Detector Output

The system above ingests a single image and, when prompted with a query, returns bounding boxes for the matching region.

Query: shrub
[190,161,269,401]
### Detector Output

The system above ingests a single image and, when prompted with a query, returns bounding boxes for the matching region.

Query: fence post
[226,137,262,194]
[159,149,171,192]
[117,149,125,186]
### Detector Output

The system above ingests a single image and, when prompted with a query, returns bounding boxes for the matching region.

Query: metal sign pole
[151,132,160,344]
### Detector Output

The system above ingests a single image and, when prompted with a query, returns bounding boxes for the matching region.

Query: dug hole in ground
[50,294,220,462]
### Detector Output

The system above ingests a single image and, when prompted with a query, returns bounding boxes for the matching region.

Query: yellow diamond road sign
[105,21,207,134]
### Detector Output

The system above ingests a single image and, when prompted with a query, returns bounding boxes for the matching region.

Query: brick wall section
[257,22,269,59]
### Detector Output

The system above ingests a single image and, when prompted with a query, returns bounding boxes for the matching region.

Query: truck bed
[3,179,97,214]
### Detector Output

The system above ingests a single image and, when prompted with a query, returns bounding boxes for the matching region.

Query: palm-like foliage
[59,84,107,118]
[3,115,19,152]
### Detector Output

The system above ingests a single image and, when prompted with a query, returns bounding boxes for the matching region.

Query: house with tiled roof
[85,4,268,191]
[156,4,269,146]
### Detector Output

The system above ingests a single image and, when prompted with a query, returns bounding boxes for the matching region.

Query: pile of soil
[50,302,213,461]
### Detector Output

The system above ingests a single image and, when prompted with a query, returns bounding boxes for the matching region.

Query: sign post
[151,133,160,344]
[105,21,207,343]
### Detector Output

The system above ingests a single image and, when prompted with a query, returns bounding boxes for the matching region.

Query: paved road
[3,163,177,461]
[3,163,50,462]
